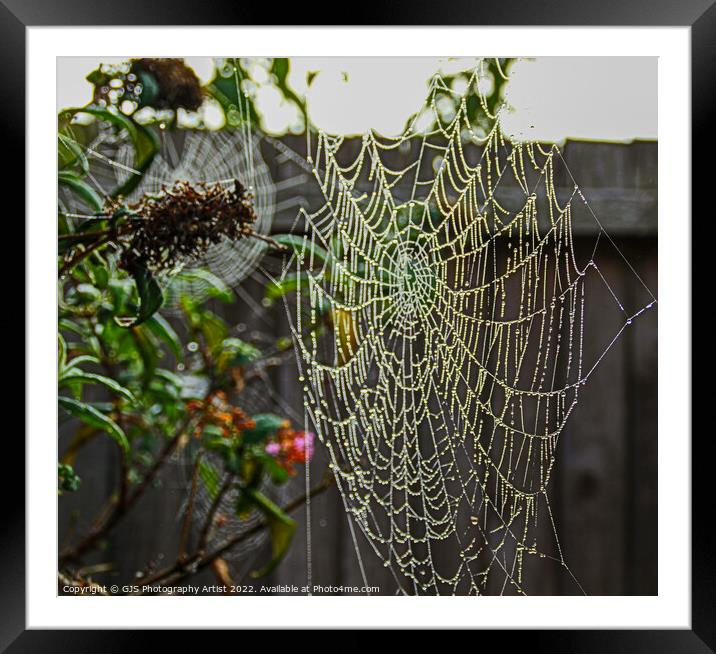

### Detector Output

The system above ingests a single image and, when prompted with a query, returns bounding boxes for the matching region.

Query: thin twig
[246,231,288,252]
[59,422,188,564]
[58,228,113,240]
[197,473,234,554]
[58,235,113,277]
[178,451,203,562]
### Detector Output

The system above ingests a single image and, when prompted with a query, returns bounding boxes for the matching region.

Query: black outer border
[5,2,708,648]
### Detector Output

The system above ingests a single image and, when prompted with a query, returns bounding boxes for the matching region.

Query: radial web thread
[277,64,656,595]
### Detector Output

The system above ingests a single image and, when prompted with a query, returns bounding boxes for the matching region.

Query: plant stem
[58,235,113,277]
[59,423,187,565]
[58,228,113,240]
[247,231,288,251]
[177,451,203,562]
[196,473,234,554]
[58,223,134,276]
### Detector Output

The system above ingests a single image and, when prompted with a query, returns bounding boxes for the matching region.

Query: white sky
[57,57,656,142]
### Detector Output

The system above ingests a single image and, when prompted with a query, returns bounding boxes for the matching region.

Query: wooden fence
[59,137,657,596]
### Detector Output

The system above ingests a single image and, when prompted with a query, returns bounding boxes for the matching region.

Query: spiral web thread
[59,60,275,305]
[174,378,294,568]
[277,62,657,595]
[58,67,282,564]
[59,128,276,309]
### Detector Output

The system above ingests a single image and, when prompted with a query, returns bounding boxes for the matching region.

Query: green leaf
[74,283,103,304]
[136,70,160,108]
[62,355,100,373]
[59,318,88,337]
[115,265,163,327]
[272,234,330,266]
[132,266,163,324]
[58,232,102,256]
[129,324,158,387]
[58,171,104,213]
[86,68,109,87]
[214,337,260,373]
[154,368,183,388]
[59,396,129,454]
[57,214,114,255]
[202,424,226,440]
[58,334,68,374]
[205,59,262,129]
[58,462,82,493]
[259,452,291,485]
[90,264,110,289]
[198,459,221,500]
[62,107,159,197]
[144,313,182,359]
[264,271,312,304]
[244,488,297,578]
[58,134,89,176]
[198,311,228,351]
[59,370,136,403]
[170,268,233,303]
[241,413,287,445]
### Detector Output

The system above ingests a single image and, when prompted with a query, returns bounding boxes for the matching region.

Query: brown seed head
[118,179,258,272]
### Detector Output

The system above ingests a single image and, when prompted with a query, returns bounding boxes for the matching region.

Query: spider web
[275,61,657,595]
[59,124,275,308]
[174,376,295,572]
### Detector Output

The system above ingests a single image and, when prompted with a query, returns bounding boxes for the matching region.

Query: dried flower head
[90,58,203,113]
[117,179,258,272]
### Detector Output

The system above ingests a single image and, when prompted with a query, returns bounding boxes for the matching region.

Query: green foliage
[271,234,331,265]
[58,463,81,494]
[426,58,514,136]
[58,171,103,213]
[241,414,287,445]
[58,133,89,176]
[59,396,129,454]
[115,264,164,327]
[56,57,325,586]
[60,107,160,197]
[214,337,260,373]
[244,487,297,577]
[206,58,307,134]
[264,272,311,306]
[59,222,306,572]
[198,459,221,500]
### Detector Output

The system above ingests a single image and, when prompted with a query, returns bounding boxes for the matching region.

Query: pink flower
[265,442,281,456]
[294,432,315,461]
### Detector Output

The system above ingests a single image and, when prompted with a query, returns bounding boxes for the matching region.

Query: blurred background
[58,57,657,595]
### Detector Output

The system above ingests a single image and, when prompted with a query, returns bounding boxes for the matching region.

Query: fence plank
[557,249,631,595]
[623,242,658,595]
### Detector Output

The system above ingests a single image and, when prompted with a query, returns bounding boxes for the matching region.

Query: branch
[177,451,203,562]
[58,223,133,277]
[58,235,113,277]
[246,231,289,252]
[133,471,334,592]
[196,473,234,555]
[59,422,188,565]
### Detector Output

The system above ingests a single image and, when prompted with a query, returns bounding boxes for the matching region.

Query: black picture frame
[6,1,706,648]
